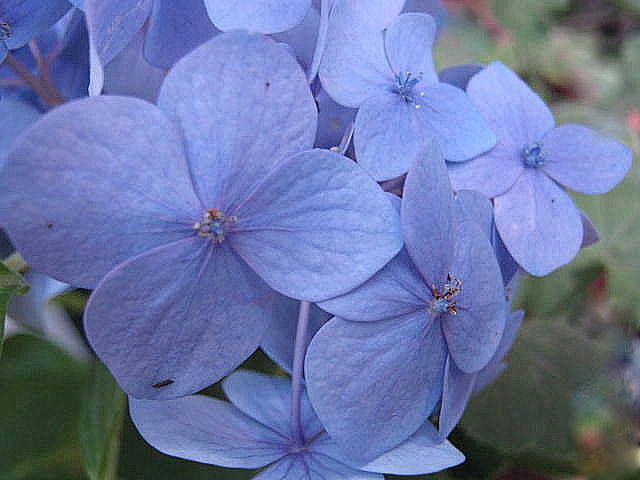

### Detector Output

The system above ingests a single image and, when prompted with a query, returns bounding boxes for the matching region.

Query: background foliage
[2,0,639,478]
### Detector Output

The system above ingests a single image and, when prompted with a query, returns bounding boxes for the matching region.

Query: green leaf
[0,335,88,479]
[80,362,127,480]
[573,164,640,327]
[461,317,612,463]
[0,262,29,357]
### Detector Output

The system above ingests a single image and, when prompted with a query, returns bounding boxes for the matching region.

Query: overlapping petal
[305,314,446,461]
[494,169,583,276]
[0,96,202,288]
[204,0,312,34]
[158,31,317,209]
[0,0,70,51]
[438,357,476,438]
[230,149,403,301]
[85,240,275,399]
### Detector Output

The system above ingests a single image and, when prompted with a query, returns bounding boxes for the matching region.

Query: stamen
[393,71,424,104]
[521,142,546,168]
[430,273,462,316]
[0,21,11,41]
[194,208,236,244]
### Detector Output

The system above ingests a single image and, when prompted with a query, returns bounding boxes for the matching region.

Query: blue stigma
[522,142,546,168]
[433,298,451,314]
[0,21,11,41]
[393,71,424,105]
[194,208,236,244]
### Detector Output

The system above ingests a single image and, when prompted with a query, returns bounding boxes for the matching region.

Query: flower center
[0,21,11,41]
[521,142,546,168]
[430,273,462,316]
[393,71,425,108]
[193,208,236,244]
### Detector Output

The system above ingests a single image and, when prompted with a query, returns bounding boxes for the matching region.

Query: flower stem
[290,300,311,446]
[307,0,331,84]
[5,52,65,108]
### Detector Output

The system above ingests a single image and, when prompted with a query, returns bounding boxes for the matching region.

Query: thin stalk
[290,300,311,446]
[337,121,355,154]
[307,0,331,84]
[5,52,65,107]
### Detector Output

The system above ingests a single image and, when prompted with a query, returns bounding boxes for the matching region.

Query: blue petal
[84,0,152,65]
[272,6,319,70]
[0,0,70,50]
[254,452,382,480]
[473,309,524,392]
[494,169,583,276]
[541,124,633,195]
[318,249,428,322]
[261,298,330,373]
[403,0,446,37]
[319,2,391,108]
[438,356,476,438]
[85,240,276,399]
[452,61,554,197]
[158,31,317,209]
[580,211,600,247]
[348,0,406,29]
[384,13,438,85]
[49,10,90,100]
[229,149,403,302]
[439,64,483,90]
[454,190,493,239]
[130,395,287,468]
[401,142,455,286]
[414,82,496,162]
[315,88,357,149]
[316,422,465,475]
[144,0,219,69]
[354,92,434,181]
[222,370,323,440]
[305,314,447,462]
[0,96,202,288]
[0,95,40,160]
[204,0,312,34]
[103,29,166,102]
[442,221,506,373]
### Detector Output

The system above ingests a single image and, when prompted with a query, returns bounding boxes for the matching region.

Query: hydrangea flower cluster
[0,1,632,478]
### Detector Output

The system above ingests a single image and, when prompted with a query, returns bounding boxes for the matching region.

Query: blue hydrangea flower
[319,6,495,180]
[0,0,70,63]
[448,62,632,276]
[304,142,506,461]
[0,31,402,400]
[130,370,465,479]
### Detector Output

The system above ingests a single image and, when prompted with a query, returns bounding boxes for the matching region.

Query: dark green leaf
[80,362,127,480]
[0,261,29,356]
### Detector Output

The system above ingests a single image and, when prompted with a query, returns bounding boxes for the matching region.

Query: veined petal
[230,149,403,302]
[454,190,493,239]
[204,0,312,34]
[223,370,323,440]
[144,0,219,69]
[542,124,632,195]
[442,221,506,373]
[85,239,275,399]
[158,31,317,209]
[254,452,382,480]
[305,314,446,462]
[130,395,287,468]
[0,96,202,288]
[494,169,583,276]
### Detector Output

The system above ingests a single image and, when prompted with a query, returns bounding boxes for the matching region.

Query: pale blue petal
[84,0,152,65]
[230,149,403,302]
[0,96,202,288]
[144,0,219,69]
[401,142,455,286]
[403,0,446,36]
[347,0,406,29]
[261,298,330,373]
[204,0,312,34]
[318,249,428,322]
[384,13,438,84]
[158,31,317,209]
[442,221,506,373]
[438,356,476,438]
[85,240,275,399]
[130,395,287,468]
[494,169,583,276]
[305,315,446,462]
[541,124,633,195]
[222,370,323,440]
[454,190,493,238]
[319,2,392,108]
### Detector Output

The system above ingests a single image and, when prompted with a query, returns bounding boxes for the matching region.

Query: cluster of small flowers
[0,0,632,478]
